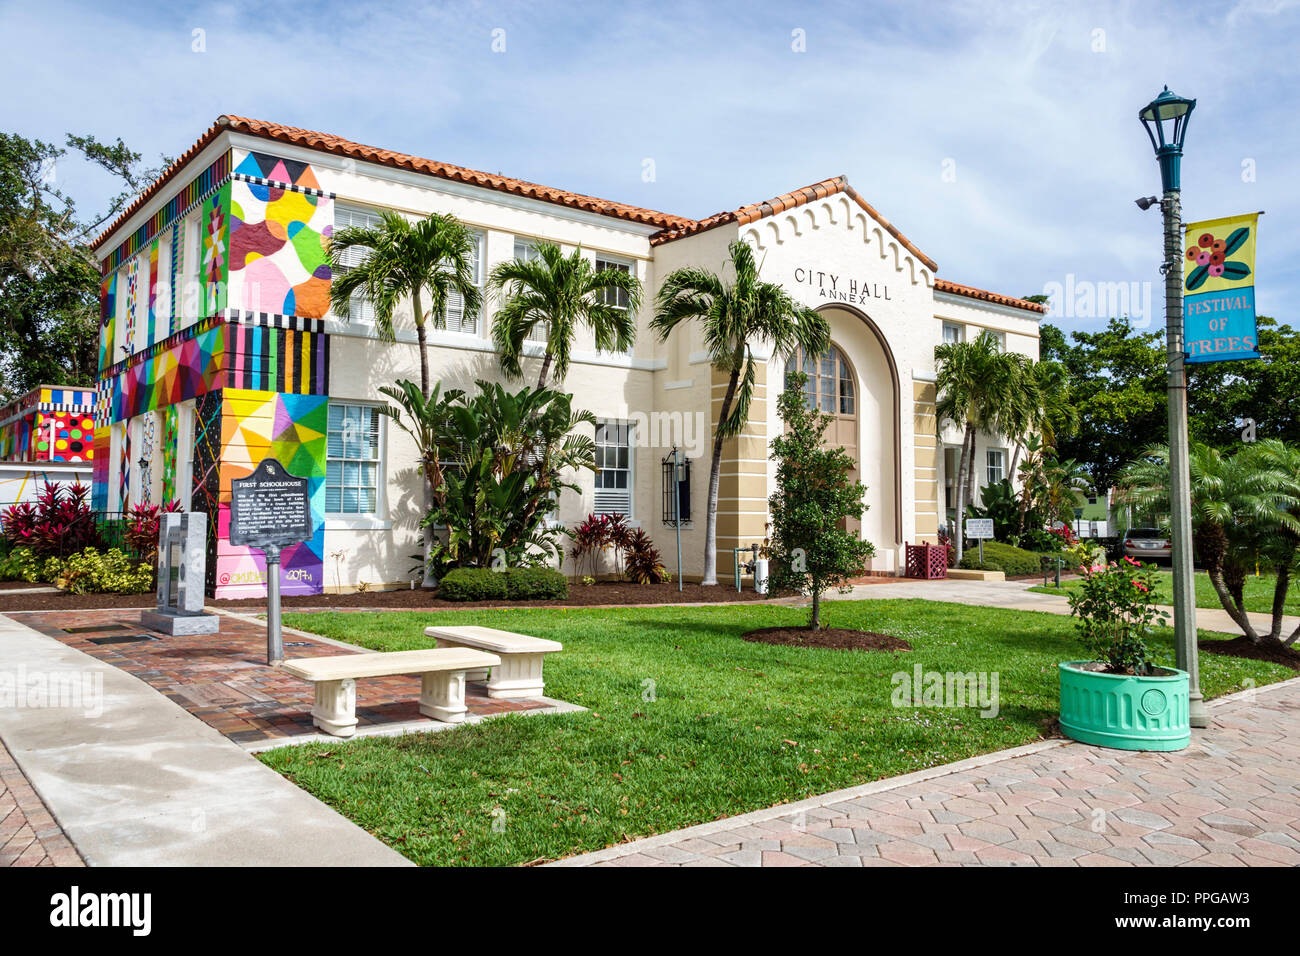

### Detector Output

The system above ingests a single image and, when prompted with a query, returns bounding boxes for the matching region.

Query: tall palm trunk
[702,368,740,586]
[412,288,438,589]
[536,351,553,390]
[954,423,974,562]
[965,430,980,509]
[1269,562,1292,643]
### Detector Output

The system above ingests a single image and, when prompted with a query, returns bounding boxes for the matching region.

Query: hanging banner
[1183,212,1261,363]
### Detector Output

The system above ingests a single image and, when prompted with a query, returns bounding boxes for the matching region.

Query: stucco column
[712,362,769,583]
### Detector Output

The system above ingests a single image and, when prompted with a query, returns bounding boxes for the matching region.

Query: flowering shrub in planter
[1067,557,1167,675]
[1059,556,1189,751]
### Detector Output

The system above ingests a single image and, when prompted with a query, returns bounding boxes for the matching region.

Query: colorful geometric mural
[91,426,110,511]
[0,388,97,464]
[191,390,222,591]
[102,150,231,274]
[161,403,179,504]
[169,221,184,337]
[201,183,230,318]
[99,272,116,371]
[229,151,333,320]
[105,317,225,423]
[125,255,138,357]
[213,389,326,598]
[226,321,329,394]
[147,238,160,346]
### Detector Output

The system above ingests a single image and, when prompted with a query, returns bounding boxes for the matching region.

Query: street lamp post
[1139,86,1207,729]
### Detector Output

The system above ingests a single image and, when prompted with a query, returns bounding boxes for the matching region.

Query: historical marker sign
[229,458,311,551]
[229,457,311,666]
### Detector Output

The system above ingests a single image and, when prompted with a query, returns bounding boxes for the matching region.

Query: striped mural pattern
[102,150,231,274]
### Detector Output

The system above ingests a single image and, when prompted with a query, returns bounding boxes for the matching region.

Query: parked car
[1122,527,1171,564]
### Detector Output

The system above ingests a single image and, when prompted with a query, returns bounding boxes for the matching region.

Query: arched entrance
[785,344,860,532]
[812,305,903,548]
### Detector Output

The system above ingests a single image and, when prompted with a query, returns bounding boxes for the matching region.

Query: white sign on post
[965,517,995,565]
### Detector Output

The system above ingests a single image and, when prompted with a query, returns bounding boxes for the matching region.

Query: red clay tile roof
[649,175,940,275]
[93,117,1042,316]
[934,278,1048,315]
[93,115,693,250]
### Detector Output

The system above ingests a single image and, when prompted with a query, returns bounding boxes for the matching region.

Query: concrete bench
[423,626,562,699]
[282,647,500,737]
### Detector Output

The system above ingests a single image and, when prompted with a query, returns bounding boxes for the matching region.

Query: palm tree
[651,240,830,585]
[1251,440,1300,644]
[1006,359,1076,478]
[378,379,463,588]
[329,211,481,399]
[1118,442,1300,644]
[934,330,1017,560]
[1041,456,1092,527]
[488,242,643,389]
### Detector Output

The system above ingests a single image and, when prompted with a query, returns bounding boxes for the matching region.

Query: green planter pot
[1058,661,1190,752]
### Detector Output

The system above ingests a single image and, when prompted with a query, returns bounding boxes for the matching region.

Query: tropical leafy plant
[382,379,596,576]
[488,242,643,388]
[623,528,668,584]
[934,331,1017,561]
[652,240,830,585]
[564,512,630,581]
[1117,440,1300,646]
[0,481,100,558]
[329,211,482,399]
[123,499,183,565]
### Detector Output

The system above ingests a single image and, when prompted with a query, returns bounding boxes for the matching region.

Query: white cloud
[2,0,1295,334]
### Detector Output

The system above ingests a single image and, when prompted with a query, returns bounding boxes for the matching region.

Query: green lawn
[259,599,1290,866]
[1029,569,1298,617]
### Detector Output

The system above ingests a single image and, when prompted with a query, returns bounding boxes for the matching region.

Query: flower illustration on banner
[1185,226,1251,290]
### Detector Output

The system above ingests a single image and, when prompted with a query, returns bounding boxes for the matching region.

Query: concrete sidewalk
[553,677,1300,867]
[827,578,1299,638]
[0,613,410,866]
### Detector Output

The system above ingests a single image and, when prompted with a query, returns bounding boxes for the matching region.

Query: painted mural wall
[0,388,97,464]
[213,388,327,598]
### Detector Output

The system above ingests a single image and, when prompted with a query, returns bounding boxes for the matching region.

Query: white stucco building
[91,116,1045,595]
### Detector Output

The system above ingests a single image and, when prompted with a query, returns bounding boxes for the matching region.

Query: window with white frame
[986,448,1006,485]
[512,239,547,343]
[594,419,634,517]
[326,403,382,514]
[980,328,1006,352]
[333,204,384,324]
[594,255,633,354]
[443,230,484,334]
[942,322,963,345]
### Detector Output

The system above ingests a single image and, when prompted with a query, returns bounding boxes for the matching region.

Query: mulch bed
[1200,635,1300,671]
[742,626,912,652]
[0,579,778,613]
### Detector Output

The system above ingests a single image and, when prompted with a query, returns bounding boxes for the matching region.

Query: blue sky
[3,0,1296,338]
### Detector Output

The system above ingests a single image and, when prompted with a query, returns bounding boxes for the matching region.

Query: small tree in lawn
[766,372,875,629]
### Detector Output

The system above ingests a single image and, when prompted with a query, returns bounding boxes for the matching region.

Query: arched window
[785,346,855,416]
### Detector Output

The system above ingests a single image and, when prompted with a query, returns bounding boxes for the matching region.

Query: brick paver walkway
[5,609,548,747]
[555,678,1300,867]
[0,739,83,867]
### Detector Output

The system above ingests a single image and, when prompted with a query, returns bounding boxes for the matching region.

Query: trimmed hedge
[505,567,568,601]
[958,541,1052,576]
[437,567,568,602]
